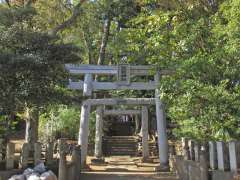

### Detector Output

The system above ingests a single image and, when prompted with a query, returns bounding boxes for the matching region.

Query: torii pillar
[154,72,169,168]
[94,106,104,158]
[78,73,92,165]
[141,106,149,161]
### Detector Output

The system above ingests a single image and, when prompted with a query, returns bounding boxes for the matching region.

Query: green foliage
[39,105,80,141]
[116,0,240,141]
[0,6,81,112]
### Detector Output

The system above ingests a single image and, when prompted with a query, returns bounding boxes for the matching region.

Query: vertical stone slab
[188,140,195,160]
[216,141,230,171]
[141,106,149,161]
[209,141,217,170]
[78,103,91,166]
[154,73,169,167]
[194,142,200,162]
[0,139,3,161]
[46,142,54,166]
[20,143,30,169]
[83,73,93,96]
[200,147,208,180]
[58,139,67,180]
[182,138,190,160]
[6,142,15,170]
[34,142,42,165]
[94,106,103,158]
[228,141,239,172]
[71,145,81,180]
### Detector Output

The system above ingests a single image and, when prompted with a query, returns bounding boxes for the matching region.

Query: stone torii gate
[66,64,169,168]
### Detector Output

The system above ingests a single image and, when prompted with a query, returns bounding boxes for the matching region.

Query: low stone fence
[0,139,82,180]
[0,140,55,171]
[172,138,240,180]
[0,139,57,180]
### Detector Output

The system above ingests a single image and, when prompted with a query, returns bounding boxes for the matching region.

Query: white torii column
[78,104,91,165]
[154,72,169,167]
[141,106,149,161]
[94,106,104,158]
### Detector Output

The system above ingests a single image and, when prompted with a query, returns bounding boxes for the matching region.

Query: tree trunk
[82,30,94,64]
[97,16,111,65]
[4,113,15,142]
[25,107,39,144]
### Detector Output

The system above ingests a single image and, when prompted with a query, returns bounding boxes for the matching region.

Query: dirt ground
[80,156,179,180]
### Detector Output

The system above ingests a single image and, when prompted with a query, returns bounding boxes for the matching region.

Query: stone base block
[211,170,234,180]
[141,158,153,163]
[154,164,170,172]
[91,158,106,164]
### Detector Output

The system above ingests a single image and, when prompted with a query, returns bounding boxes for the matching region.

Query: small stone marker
[34,143,42,166]
[228,141,240,172]
[58,139,67,180]
[188,140,195,160]
[71,145,81,180]
[6,142,15,170]
[209,141,217,170]
[216,141,230,171]
[21,143,30,169]
[194,142,200,162]
[46,142,54,166]
[200,147,208,180]
[181,138,190,160]
[0,139,3,161]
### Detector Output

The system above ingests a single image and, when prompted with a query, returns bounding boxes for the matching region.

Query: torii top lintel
[65,64,171,96]
[65,64,154,76]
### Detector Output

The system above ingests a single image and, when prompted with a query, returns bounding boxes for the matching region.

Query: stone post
[94,106,104,158]
[58,139,67,180]
[194,142,200,162]
[216,141,230,171]
[71,145,81,180]
[6,142,15,170]
[188,140,195,160]
[228,141,239,172]
[83,74,93,96]
[34,142,42,165]
[154,73,169,167]
[209,141,217,170]
[46,142,54,166]
[141,106,149,161]
[78,103,91,166]
[20,143,30,169]
[0,139,3,161]
[200,147,208,180]
[181,138,190,160]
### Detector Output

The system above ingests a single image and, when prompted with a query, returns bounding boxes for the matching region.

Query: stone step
[105,141,138,146]
[80,172,179,180]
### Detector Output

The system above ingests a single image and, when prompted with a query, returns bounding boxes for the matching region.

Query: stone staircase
[103,136,138,156]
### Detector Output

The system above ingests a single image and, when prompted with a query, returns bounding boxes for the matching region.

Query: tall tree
[0,5,81,143]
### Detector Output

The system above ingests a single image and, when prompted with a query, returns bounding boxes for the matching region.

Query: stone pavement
[79,156,179,180]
